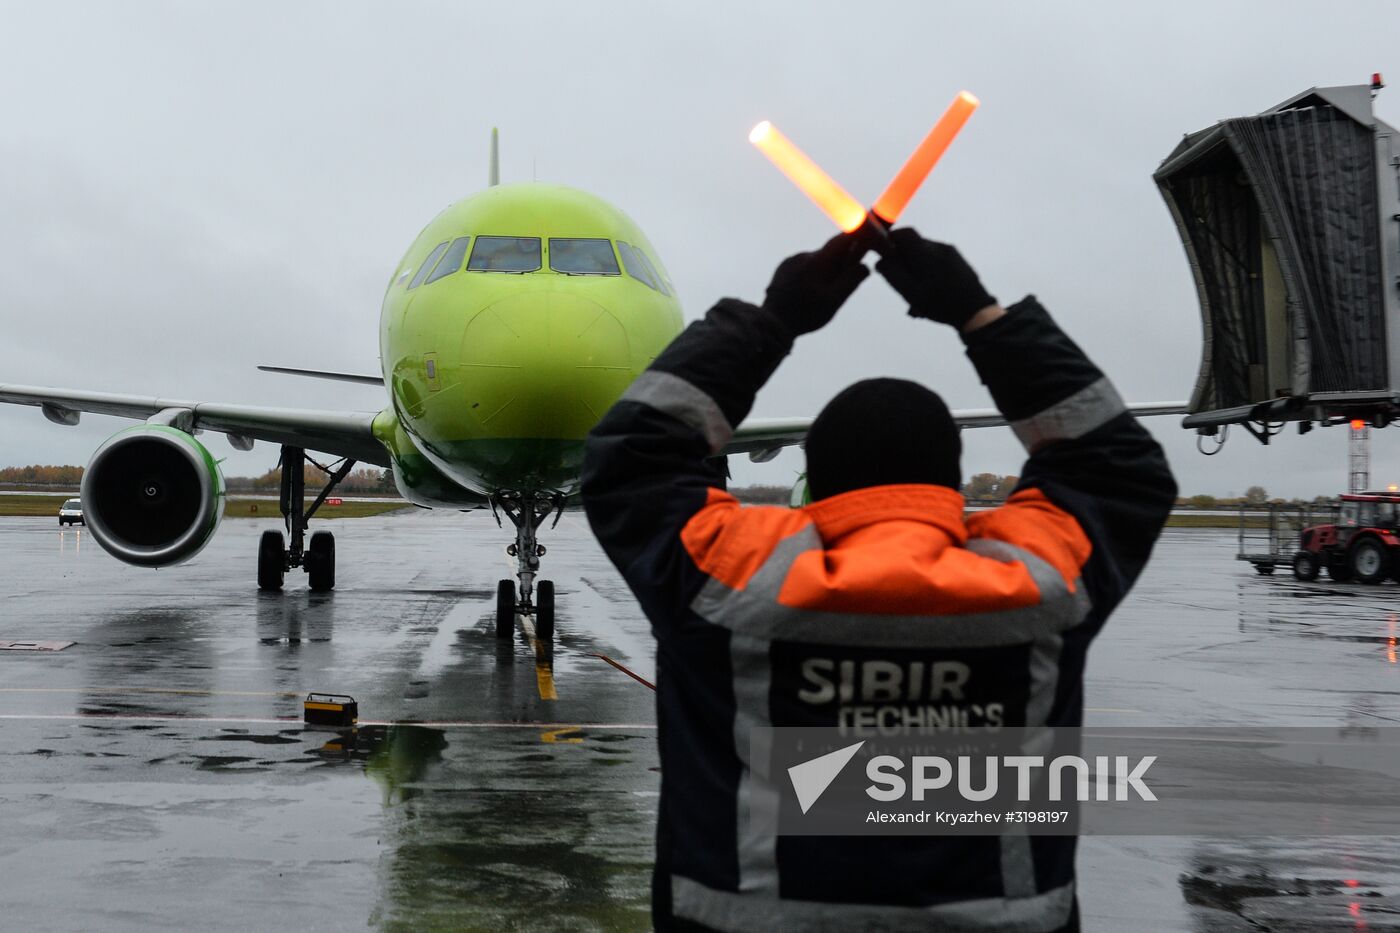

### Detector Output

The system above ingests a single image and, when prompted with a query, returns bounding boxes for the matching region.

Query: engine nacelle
[80,425,225,567]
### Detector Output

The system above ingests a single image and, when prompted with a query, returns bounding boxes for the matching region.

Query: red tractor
[1293,493,1400,583]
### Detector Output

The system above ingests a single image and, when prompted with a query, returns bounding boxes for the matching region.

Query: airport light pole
[1349,420,1371,494]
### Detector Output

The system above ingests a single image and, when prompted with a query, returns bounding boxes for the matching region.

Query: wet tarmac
[1,515,1397,931]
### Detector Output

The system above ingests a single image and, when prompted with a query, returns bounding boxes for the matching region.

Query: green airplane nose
[459,289,635,439]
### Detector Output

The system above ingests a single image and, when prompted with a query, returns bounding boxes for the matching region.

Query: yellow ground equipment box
[303,693,357,727]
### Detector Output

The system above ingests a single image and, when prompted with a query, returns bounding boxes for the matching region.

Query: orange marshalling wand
[749,91,979,236]
[872,91,980,224]
[749,120,868,233]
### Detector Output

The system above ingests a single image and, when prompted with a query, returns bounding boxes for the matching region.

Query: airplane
[0,130,1187,642]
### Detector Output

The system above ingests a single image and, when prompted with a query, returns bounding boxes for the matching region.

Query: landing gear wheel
[306,531,336,592]
[1350,538,1390,585]
[258,530,285,590]
[495,579,516,639]
[535,580,555,640]
[1292,551,1320,582]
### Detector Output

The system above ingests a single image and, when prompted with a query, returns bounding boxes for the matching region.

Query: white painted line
[0,713,656,729]
[0,687,299,698]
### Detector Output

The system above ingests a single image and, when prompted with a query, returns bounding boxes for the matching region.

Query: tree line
[0,464,395,493]
[0,466,1349,509]
[226,466,395,493]
[731,479,1339,509]
[0,464,84,485]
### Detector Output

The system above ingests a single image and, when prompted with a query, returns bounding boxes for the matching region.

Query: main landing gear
[257,445,356,593]
[491,491,564,641]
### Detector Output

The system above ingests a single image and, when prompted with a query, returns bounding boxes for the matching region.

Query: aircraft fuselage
[374,183,683,506]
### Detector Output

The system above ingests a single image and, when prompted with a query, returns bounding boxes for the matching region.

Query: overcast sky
[1,1,1398,498]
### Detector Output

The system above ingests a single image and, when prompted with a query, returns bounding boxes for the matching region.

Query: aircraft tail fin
[489,127,500,187]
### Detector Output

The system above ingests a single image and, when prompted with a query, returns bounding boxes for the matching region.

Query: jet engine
[80,425,225,567]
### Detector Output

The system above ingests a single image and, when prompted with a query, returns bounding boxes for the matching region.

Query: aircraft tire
[307,531,336,592]
[258,530,285,590]
[496,579,516,638]
[536,580,555,640]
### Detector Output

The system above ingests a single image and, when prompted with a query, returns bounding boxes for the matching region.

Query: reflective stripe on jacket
[582,296,1176,933]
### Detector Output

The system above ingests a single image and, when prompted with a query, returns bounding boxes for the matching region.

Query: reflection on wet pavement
[1181,838,1400,931]
[1,517,1399,930]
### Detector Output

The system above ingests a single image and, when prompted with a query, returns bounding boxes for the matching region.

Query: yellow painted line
[534,660,558,701]
[0,687,299,698]
[540,727,583,744]
[519,615,557,701]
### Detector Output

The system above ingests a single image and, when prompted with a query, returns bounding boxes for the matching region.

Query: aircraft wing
[725,401,1189,460]
[0,383,390,467]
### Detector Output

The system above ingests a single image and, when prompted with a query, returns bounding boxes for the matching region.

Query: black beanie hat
[804,378,961,501]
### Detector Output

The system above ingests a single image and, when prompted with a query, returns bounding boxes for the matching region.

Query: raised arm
[582,233,868,617]
[876,229,1176,614]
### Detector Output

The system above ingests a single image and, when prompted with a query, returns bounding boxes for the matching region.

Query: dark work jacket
[581,296,1176,933]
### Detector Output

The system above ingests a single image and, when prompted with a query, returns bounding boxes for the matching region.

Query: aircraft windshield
[618,241,670,295]
[424,236,471,285]
[468,237,541,273]
[409,241,450,289]
[549,239,620,275]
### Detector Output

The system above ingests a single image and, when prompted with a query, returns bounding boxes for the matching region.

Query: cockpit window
[635,249,671,297]
[618,241,671,296]
[409,241,450,289]
[549,238,620,275]
[424,237,471,285]
[468,236,542,273]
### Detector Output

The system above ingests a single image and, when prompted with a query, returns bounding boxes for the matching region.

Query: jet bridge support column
[1350,422,1371,494]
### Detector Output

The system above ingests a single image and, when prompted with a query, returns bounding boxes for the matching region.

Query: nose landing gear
[257,445,355,592]
[492,491,563,640]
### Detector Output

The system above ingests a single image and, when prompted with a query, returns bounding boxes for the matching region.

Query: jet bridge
[1155,80,1400,443]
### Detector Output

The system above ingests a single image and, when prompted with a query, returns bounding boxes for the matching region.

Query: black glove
[875,228,996,329]
[761,231,870,336]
